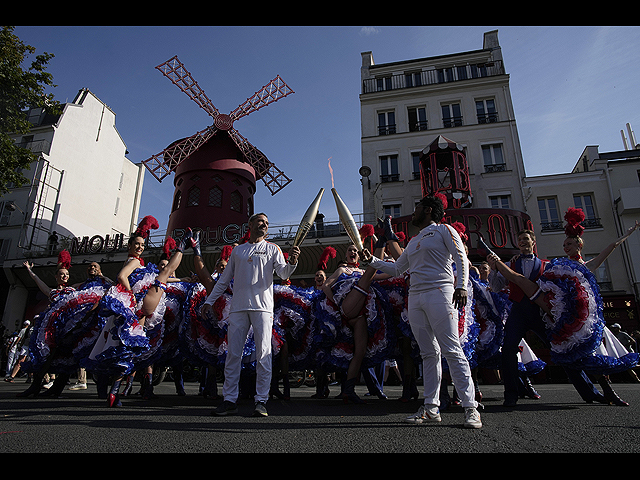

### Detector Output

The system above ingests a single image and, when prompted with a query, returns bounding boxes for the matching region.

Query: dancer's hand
[453,288,467,309]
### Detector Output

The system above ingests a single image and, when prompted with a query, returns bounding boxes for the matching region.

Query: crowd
[3,195,640,430]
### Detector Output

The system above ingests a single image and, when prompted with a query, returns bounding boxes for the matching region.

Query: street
[1,378,639,453]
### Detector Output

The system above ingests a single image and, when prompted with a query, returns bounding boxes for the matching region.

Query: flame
[328,157,334,188]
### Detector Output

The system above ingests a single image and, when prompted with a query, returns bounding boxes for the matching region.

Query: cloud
[359,27,380,36]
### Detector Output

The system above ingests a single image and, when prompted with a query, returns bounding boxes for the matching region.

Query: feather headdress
[221,245,233,262]
[564,207,585,237]
[450,221,468,243]
[134,215,159,239]
[57,250,71,270]
[162,237,177,259]
[317,246,337,270]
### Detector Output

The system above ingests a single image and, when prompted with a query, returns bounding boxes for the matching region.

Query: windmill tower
[141,56,294,245]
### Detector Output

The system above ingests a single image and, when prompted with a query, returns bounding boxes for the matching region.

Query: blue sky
[13,26,640,235]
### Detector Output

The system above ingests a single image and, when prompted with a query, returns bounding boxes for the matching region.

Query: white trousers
[222,310,273,403]
[408,285,477,409]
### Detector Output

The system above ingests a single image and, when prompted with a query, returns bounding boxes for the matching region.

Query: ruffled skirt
[536,257,638,375]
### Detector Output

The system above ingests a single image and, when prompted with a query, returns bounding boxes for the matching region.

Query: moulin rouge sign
[393,207,534,256]
[69,223,249,255]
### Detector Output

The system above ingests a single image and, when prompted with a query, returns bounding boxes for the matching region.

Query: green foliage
[0,26,61,195]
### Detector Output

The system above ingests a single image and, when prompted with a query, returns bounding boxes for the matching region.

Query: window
[187,186,200,207]
[408,106,428,132]
[376,76,392,91]
[476,99,498,124]
[574,194,602,228]
[208,186,222,207]
[379,155,399,183]
[230,191,242,212]
[383,204,402,218]
[482,144,506,172]
[470,64,488,78]
[405,71,422,88]
[172,190,181,212]
[538,197,561,231]
[456,65,468,81]
[437,67,454,83]
[411,152,421,180]
[442,103,462,128]
[0,202,12,226]
[489,195,510,209]
[378,111,396,135]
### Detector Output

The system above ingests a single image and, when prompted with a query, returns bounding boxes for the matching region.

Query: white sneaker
[464,407,482,429]
[68,382,87,390]
[405,404,441,424]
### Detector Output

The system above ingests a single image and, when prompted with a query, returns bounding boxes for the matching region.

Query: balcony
[362,60,504,94]
[540,217,603,232]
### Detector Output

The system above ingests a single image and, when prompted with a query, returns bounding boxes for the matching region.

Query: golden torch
[292,188,325,247]
[331,188,364,252]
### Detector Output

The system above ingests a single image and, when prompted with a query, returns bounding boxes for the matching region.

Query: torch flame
[328,157,334,188]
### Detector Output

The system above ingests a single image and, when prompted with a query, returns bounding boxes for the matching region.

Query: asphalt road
[1,378,639,453]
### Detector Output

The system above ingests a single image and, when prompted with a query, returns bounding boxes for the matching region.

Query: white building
[359,30,527,225]
[358,29,640,328]
[523,142,640,329]
[1,88,144,330]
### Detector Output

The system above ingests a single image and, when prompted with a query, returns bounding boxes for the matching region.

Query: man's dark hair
[418,195,445,223]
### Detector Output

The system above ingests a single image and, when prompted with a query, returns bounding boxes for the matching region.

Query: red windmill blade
[141,55,294,194]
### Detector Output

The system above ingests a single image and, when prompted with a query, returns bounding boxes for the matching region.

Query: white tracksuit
[204,240,297,403]
[369,222,478,409]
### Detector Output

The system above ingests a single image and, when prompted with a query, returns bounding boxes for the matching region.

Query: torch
[331,188,364,252]
[292,188,325,247]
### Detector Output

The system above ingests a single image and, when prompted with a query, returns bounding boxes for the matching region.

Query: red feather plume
[163,237,176,259]
[221,245,233,261]
[135,215,159,239]
[564,207,585,237]
[239,230,251,245]
[359,224,375,239]
[317,246,337,270]
[57,249,71,270]
[434,192,448,211]
[450,221,468,242]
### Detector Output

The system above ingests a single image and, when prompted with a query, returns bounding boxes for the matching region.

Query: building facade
[1,89,145,330]
[524,143,640,330]
[359,30,527,228]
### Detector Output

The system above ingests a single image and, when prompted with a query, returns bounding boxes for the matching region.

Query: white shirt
[204,240,297,313]
[369,223,468,294]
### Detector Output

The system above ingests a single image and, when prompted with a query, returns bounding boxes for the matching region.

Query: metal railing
[362,60,504,94]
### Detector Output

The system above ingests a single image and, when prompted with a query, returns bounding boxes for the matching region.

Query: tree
[0,26,61,195]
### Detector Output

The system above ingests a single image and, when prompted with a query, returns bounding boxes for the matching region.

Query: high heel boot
[40,372,70,398]
[189,228,202,257]
[107,379,123,407]
[142,372,158,400]
[598,376,629,406]
[342,377,366,404]
[16,370,46,398]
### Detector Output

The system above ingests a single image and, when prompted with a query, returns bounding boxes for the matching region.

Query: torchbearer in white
[361,194,483,428]
[202,211,299,418]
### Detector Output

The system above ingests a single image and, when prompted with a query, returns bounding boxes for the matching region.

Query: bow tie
[521,254,535,259]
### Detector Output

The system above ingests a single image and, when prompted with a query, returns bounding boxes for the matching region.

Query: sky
[13,25,640,236]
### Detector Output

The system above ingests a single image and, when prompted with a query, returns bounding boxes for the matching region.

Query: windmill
[141,55,294,244]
